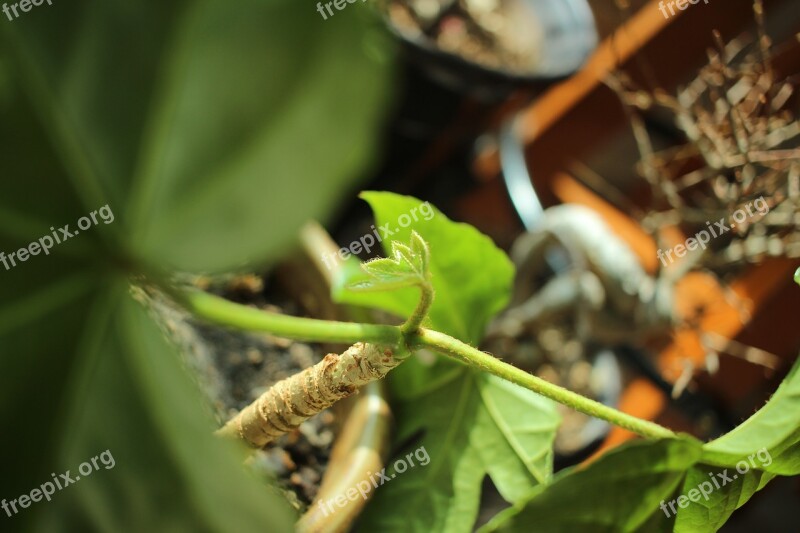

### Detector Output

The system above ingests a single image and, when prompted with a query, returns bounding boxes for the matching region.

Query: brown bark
[217,342,401,448]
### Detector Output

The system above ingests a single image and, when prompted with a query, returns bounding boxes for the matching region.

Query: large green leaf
[481,438,703,533]
[334,193,560,531]
[665,351,800,532]
[701,356,800,475]
[658,274,800,532]
[477,375,559,502]
[358,366,487,532]
[672,463,774,533]
[0,64,115,530]
[353,365,561,532]
[477,356,800,533]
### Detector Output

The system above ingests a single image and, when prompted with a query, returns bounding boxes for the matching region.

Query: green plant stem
[180,289,401,346]
[179,288,675,440]
[401,280,433,335]
[410,328,677,441]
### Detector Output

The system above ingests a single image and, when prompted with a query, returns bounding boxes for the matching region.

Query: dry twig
[218,343,401,448]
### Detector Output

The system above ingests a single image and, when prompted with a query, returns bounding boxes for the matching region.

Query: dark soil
[148,275,336,512]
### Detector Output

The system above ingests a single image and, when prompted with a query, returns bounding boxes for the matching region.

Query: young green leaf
[392,242,417,271]
[362,257,411,279]
[349,236,431,293]
[335,192,514,343]
[410,230,430,274]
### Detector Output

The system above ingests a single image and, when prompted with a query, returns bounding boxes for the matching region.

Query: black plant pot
[380,0,598,102]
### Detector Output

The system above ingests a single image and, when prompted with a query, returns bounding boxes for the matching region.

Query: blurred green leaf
[5,283,297,532]
[3,0,393,273]
[1,0,394,530]
[0,69,115,531]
